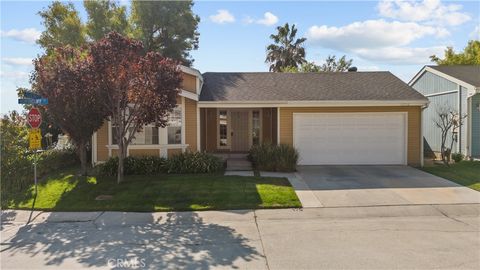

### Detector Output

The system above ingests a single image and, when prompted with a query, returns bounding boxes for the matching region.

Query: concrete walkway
[2,204,479,269]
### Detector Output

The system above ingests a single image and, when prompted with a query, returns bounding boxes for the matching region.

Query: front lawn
[5,167,301,211]
[422,161,480,191]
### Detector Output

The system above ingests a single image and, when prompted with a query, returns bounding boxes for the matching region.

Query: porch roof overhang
[197,99,430,108]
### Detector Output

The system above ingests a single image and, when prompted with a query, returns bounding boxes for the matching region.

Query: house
[409,65,480,159]
[92,66,429,167]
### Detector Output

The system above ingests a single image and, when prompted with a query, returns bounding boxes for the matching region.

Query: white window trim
[217,109,231,149]
[106,104,186,158]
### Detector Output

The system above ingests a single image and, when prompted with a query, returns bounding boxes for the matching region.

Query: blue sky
[1,0,479,114]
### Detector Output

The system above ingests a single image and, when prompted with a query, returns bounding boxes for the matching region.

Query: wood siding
[279,106,422,166]
[129,149,159,157]
[203,108,218,152]
[96,121,109,162]
[181,73,197,93]
[168,148,182,157]
[412,71,468,155]
[184,98,198,151]
[262,108,278,144]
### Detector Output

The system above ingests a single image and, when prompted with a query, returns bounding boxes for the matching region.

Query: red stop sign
[27,107,42,129]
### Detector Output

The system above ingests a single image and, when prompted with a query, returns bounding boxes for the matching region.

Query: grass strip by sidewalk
[422,161,480,191]
[5,167,301,212]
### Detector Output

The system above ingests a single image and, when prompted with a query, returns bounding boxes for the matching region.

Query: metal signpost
[18,92,48,196]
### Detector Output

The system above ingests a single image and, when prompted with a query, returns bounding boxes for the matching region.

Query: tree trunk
[78,142,88,176]
[117,139,125,184]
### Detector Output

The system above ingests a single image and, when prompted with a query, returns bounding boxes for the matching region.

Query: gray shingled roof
[428,65,480,87]
[199,72,427,102]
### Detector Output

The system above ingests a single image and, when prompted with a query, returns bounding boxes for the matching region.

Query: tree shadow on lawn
[33,173,295,212]
[3,211,263,269]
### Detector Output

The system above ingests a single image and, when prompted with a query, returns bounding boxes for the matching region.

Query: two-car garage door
[293,113,407,165]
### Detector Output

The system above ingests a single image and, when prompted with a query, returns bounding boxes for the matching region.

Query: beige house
[92,66,429,167]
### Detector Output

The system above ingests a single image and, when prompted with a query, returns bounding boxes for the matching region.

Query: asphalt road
[1,204,479,270]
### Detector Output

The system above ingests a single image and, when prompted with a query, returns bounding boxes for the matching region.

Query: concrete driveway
[295,165,480,207]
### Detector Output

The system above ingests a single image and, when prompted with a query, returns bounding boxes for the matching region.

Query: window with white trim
[112,125,159,145]
[167,107,182,144]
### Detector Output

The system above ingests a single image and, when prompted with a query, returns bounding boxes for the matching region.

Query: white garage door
[293,113,407,165]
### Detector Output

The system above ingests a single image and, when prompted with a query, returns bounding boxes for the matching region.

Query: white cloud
[307,19,449,65]
[244,12,279,26]
[377,0,471,26]
[2,58,32,66]
[256,12,279,26]
[209,10,235,24]
[0,70,29,79]
[0,28,41,44]
[353,46,445,64]
[470,25,480,40]
[307,19,448,51]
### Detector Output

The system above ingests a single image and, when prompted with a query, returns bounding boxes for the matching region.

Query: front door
[231,111,250,151]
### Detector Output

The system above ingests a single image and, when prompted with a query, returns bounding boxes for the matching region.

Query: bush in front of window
[164,152,224,174]
[248,143,298,172]
[97,152,223,176]
[97,156,166,176]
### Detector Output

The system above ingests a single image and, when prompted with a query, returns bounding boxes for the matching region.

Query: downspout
[420,102,430,167]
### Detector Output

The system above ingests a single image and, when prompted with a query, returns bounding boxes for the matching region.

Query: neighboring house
[92,67,428,166]
[409,65,480,159]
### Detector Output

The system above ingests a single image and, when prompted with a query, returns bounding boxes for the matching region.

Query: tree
[433,105,467,164]
[84,0,129,41]
[281,55,353,73]
[89,32,182,183]
[320,55,353,72]
[266,23,306,72]
[130,0,200,65]
[430,40,480,65]
[32,47,107,175]
[37,1,86,53]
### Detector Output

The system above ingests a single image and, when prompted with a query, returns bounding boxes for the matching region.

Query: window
[111,125,159,145]
[168,107,182,144]
[252,110,261,145]
[219,110,228,146]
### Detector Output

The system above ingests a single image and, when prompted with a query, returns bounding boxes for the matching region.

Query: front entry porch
[200,108,278,153]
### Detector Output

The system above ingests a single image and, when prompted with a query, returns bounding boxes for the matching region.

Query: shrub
[97,156,166,176]
[451,153,464,163]
[249,143,298,172]
[164,152,223,174]
[97,152,223,176]
[1,148,79,205]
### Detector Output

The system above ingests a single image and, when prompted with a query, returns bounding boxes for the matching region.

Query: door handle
[231,131,234,136]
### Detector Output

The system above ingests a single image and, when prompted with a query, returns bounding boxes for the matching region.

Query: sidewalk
[2,204,479,269]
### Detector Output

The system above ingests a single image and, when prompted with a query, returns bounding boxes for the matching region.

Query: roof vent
[348,67,358,72]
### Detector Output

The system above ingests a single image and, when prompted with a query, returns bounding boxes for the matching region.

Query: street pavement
[2,204,479,269]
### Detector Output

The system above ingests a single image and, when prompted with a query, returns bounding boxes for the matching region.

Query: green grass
[5,167,301,211]
[422,161,480,191]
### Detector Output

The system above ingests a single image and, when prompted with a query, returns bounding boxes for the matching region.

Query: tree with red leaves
[90,32,181,183]
[32,47,107,175]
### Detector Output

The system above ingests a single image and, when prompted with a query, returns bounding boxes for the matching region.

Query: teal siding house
[409,65,480,159]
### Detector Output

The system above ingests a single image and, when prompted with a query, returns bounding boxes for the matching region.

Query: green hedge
[248,143,299,172]
[97,152,224,176]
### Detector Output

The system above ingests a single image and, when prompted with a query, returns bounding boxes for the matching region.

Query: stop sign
[27,107,42,129]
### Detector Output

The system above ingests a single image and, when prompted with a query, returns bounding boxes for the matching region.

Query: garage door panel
[293,113,406,165]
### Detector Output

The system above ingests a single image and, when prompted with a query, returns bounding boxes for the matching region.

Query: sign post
[27,107,43,196]
[18,93,48,198]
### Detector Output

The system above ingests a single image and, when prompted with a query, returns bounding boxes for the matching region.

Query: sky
[1,0,479,114]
